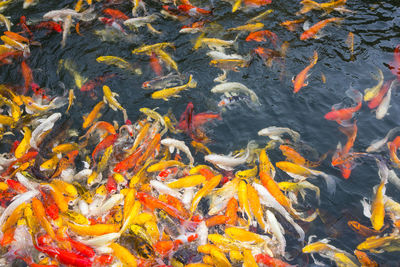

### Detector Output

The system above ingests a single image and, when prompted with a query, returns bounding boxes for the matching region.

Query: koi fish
[245,30,279,46]
[211,82,260,104]
[300,18,344,40]
[389,45,400,80]
[227,23,264,33]
[298,0,351,15]
[21,60,33,94]
[99,17,126,34]
[324,89,362,124]
[124,14,158,29]
[354,250,378,267]
[292,50,318,93]
[149,52,163,76]
[102,8,129,21]
[331,122,357,179]
[151,74,197,101]
[347,221,383,237]
[103,85,128,122]
[142,73,187,90]
[96,56,141,74]
[368,80,392,109]
[204,141,256,171]
[178,102,221,138]
[388,136,400,167]
[258,126,300,142]
[364,68,384,101]
[375,80,394,120]
[177,4,212,17]
[280,19,305,32]
[180,20,208,33]
[82,101,105,129]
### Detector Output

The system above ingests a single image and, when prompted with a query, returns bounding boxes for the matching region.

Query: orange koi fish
[245,30,279,47]
[21,60,33,94]
[255,253,292,267]
[113,147,142,173]
[298,0,349,15]
[292,50,318,93]
[300,17,343,40]
[80,121,116,140]
[178,4,212,16]
[280,144,322,167]
[244,0,271,8]
[324,89,362,124]
[331,122,357,179]
[103,8,129,21]
[259,149,290,209]
[388,136,400,168]
[280,19,305,32]
[136,192,189,221]
[368,80,392,109]
[348,221,383,237]
[354,250,378,267]
[149,52,163,76]
[92,134,118,161]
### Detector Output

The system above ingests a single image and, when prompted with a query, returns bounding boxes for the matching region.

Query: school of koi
[0,0,399,266]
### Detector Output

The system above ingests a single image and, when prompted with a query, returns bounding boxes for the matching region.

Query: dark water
[1,0,400,266]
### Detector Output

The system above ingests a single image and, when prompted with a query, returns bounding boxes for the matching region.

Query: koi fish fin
[360,197,371,218]
[321,173,336,195]
[345,88,362,103]
[302,20,310,31]
[291,76,295,84]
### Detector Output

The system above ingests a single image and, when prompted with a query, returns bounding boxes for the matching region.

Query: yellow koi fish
[151,75,197,101]
[103,85,128,122]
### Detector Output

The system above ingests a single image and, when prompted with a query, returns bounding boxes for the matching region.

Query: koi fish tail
[320,173,337,195]
[345,88,362,103]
